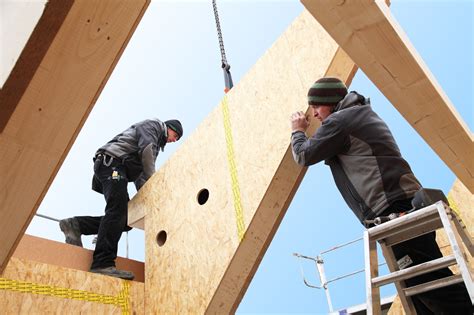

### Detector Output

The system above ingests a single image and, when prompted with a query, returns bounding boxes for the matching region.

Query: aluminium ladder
[364,201,473,315]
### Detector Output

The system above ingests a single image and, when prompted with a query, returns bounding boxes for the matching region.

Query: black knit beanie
[308,77,348,106]
[165,120,183,139]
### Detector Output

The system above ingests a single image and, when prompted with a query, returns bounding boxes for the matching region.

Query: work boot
[90,267,135,280]
[59,218,83,247]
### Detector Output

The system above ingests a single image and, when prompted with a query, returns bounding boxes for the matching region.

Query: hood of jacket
[157,119,168,152]
[334,91,369,112]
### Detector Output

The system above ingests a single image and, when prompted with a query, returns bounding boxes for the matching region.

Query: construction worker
[290,77,472,314]
[59,118,183,280]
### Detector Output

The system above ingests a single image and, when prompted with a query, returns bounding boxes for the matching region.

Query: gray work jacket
[97,118,168,191]
[291,92,421,224]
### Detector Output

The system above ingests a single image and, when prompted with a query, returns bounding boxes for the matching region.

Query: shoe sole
[90,269,134,280]
[59,220,83,247]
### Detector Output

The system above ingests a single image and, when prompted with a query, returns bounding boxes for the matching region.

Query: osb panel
[0,0,150,273]
[127,9,356,313]
[0,257,144,314]
[388,179,474,315]
[301,0,474,193]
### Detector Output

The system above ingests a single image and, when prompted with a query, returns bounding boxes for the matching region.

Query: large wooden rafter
[301,0,474,193]
[0,0,150,273]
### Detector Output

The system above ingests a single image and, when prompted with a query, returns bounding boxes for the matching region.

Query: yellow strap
[222,95,246,241]
[447,194,462,217]
[0,277,131,314]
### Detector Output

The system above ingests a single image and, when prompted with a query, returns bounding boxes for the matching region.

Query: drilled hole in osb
[156,230,167,247]
[197,189,209,205]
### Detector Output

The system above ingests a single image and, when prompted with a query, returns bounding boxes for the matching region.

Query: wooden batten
[301,0,474,193]
[127,10,357,313]
[0,0,150,273]
[0,257,144,314]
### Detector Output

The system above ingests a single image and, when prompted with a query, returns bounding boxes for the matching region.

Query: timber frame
[1,1,472,314]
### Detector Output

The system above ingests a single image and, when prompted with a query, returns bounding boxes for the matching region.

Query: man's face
[167,128,179,143]
[310,105,333,122]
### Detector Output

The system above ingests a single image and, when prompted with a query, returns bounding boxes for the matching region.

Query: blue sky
[27,1,472,313]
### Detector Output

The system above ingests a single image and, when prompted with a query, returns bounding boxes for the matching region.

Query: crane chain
[212,0,228,68]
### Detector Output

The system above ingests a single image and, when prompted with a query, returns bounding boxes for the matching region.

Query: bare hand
[291,111,309,132]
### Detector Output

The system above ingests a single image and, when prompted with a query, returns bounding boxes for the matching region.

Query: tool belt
[94,151,125,167]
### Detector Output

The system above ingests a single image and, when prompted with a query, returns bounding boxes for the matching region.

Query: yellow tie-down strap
[0,277,131,314]
[447,194,461,217]
[222,95,246,241]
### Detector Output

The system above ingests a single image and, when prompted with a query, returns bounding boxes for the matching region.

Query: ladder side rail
[436,201,474,303]
[449,209,474,257]
[364,230,381,315]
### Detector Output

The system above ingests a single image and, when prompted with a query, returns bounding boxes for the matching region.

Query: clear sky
[27,0,473,313]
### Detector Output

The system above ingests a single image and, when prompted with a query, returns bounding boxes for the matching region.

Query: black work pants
[382,199,472,314]
[75,156,132,270]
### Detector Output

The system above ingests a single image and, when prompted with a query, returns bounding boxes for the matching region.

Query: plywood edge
[11,234,144,282]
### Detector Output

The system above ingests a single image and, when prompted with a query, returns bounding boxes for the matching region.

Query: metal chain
[212,0,228,67]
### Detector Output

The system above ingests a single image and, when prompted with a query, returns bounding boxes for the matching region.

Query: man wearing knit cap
[290,77,472,314]
[59,118,183,280]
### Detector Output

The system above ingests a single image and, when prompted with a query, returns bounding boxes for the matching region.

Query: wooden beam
[0,0,73,131]
[127,10,357,313]
[0,0,150,273]
[1,257,144,314]
[301,0,474,193]
[13,234,144,282]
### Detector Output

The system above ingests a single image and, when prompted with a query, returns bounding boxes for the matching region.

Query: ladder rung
[382,216,440,247]
[368,204,440,241]
[372,255,456,287]
[404,274,463,297]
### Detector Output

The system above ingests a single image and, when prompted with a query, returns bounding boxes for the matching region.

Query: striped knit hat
[308,77,348,106]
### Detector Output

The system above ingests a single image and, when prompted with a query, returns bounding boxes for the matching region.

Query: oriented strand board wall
[128,9,357,313]
[387,179,474,315]
[0,257,144,314]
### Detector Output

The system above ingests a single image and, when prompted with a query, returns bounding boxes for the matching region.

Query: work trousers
[381,199,472,314]
[75,155,132,270]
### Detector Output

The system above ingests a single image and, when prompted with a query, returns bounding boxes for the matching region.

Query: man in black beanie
[59,118,183,280]
[291,77,472,314]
